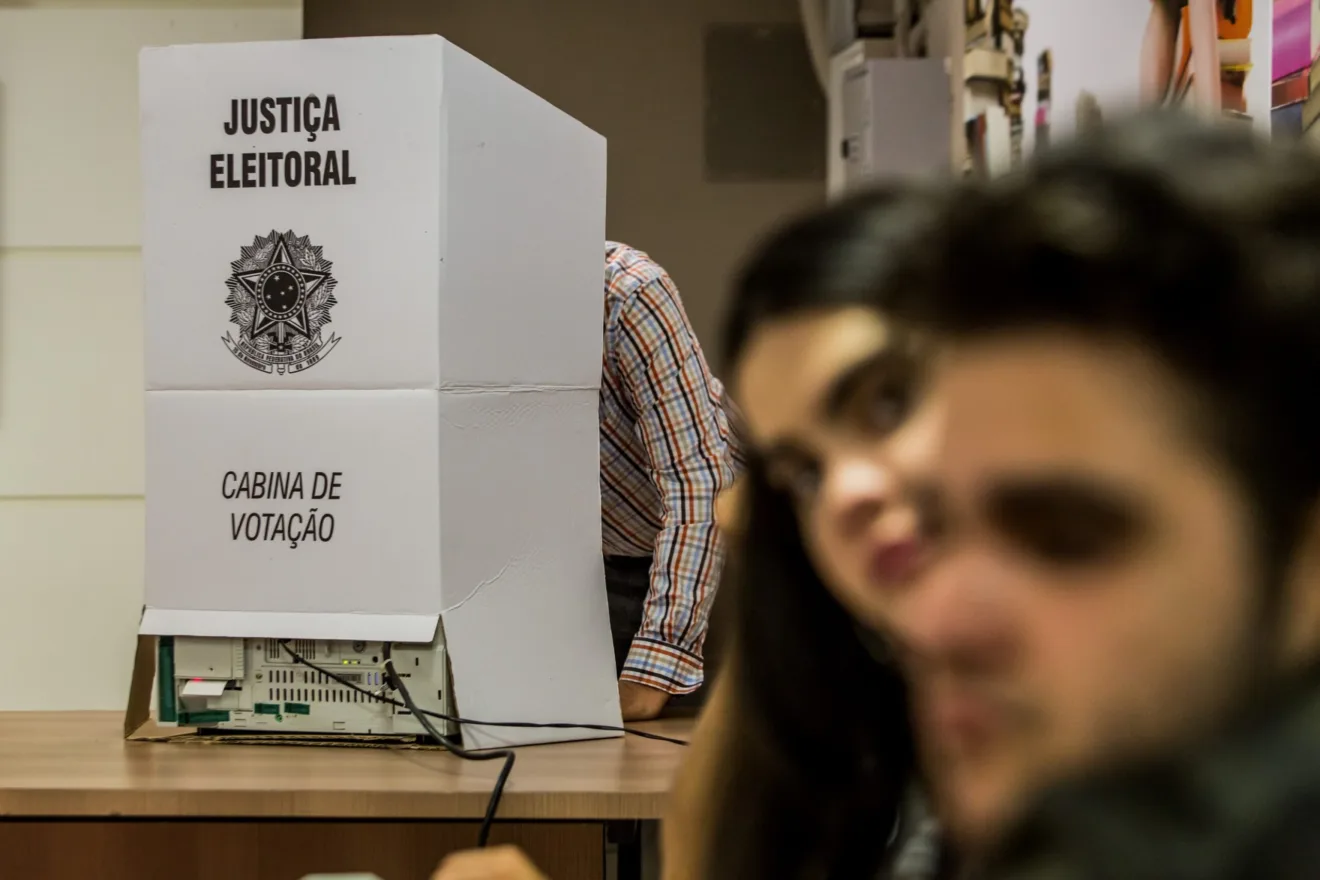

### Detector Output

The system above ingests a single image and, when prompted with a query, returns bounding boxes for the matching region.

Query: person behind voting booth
[599,241,742,721]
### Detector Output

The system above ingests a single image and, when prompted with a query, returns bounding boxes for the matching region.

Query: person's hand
[431,845,547,880]
[619,680,669,721]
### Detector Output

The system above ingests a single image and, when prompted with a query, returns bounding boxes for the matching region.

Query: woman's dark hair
[705,184,944,880]
[722,186,942,370]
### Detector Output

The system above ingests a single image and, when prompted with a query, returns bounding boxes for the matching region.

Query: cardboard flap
[142,35,447,392]
[139,609,439,642]
[436,390,623,749]
[144,391,444,632]
[124,633,158,739]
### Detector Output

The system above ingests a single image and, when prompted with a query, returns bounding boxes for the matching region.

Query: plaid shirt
[600,241,742,694]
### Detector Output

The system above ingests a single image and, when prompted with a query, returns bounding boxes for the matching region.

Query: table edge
[0,789,669,821]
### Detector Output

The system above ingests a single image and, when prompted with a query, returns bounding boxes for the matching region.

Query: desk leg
[0,820,605,879]
[605,820,659,880]
[608,820,641,880]
[640,820,660,880]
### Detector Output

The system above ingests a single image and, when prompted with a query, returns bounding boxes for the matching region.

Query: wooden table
[0,712,693,880]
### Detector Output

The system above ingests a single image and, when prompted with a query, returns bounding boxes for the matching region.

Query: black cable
[277,641,690,746]
[279,640,513,847]
[382,643,513,849]
[275,641,691,847]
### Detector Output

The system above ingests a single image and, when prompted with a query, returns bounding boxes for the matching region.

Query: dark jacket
[979,664,1320,880]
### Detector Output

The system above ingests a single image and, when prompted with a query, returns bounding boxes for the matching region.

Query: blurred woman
[665,183,953,880]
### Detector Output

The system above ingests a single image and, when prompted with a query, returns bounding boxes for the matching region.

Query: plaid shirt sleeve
[614,269,738,694]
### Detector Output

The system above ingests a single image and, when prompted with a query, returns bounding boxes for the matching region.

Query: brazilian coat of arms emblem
[223,230,341,374]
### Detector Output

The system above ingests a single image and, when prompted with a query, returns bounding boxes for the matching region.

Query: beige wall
[0,0,303,711]
[305,0,827,363]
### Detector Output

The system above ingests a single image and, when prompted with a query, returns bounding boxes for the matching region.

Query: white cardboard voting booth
[134,35,620,748]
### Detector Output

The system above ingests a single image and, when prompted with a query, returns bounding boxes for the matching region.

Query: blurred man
[599,242,740,721]
[664,113,1320,880]
[880,111,1320,876]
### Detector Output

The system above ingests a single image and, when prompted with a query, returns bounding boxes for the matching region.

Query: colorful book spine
[1274,0,1320,82]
